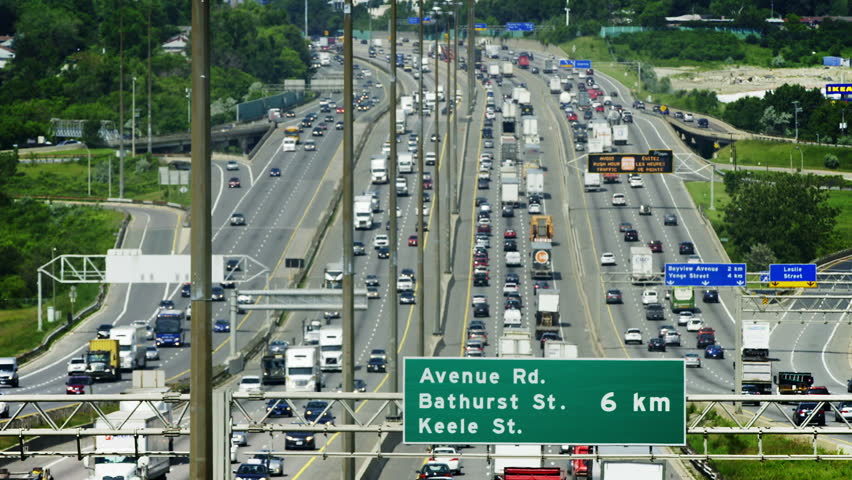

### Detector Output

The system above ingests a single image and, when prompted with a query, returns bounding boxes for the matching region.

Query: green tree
[82,120,103,147]
[759,105,791,135]
[744,243,778,271]
[722,172,839,262]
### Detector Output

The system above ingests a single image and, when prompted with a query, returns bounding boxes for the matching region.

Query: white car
[503,282,519,295]
[683,113,694,122]
[238,375,263,393]
[381,142,391,155]
[600,253,616,266]
[624,328,642,345]
[684,353,701,368]
[373,234,389,249]
[686,318,705,332]
[629,177,644,188]
[641,289,659,305]
[503,308,522,328]
[231,431,248,446]
[688,255,702,264]
[397,276,414,292]
[479,202,491,213]
[677,311,694,326]
[226,160,239,171]
[612,193,626,206]
[471,294,488,307]
[430,447,462,474]
[237,294,252,304]
[67,357,87,374]
[528,203,542,214]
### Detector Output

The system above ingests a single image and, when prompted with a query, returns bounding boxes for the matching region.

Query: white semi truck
[320,327,343,372]
[370,155,388,184]
[631,246,654,284]
[549,77,562,94]
[395,109,406,134]
[498,331,533,358]
[354,195,373,230]
[109,325,147,371]
[501,61,513,77]
[583,172,601,192]
[613,124,629,145]
[286,346,321,391]
[544,341,578,359]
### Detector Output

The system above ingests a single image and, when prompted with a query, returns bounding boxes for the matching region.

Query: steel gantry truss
[4,393,852,463]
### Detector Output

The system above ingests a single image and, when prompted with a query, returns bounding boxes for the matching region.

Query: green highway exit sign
[404,358,685,445]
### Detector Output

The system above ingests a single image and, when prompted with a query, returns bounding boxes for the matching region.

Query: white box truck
[88,374,172,480]
[491,444,541,479]
[370,155,388,184]
[516,90,531,106]
[601,461,664,480]
[397,152,414,174]
[109,326,147,371]
[631,246,654,284]
[588,138,604,154]
[549,77,562,94]
[354,194,373,230]
[319,51,331,66]
[320,327,343,372]
[498,332,533,358]
[401,95,414,115]
[395,109,406,134]
[505,251,522,267]
[613,124,629,145]
[501,181,519,206]
[526,169,544,196]
[544,341,578,359]
[501,61,513,77]
[742,321,770,360]
[584,172,601,192]
[286,346,321,391]
[488,63,501,78]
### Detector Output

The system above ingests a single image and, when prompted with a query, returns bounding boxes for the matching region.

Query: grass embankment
[715,140,852,173]
[9,153,190,205]
[684,180,852,261]
[687,406,852,479]
[0,207,124,358]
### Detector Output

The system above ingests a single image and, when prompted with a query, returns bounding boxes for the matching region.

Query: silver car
[145,346,160,361]
[253,451,285,476]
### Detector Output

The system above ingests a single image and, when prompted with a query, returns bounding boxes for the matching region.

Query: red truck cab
[518,55,530,69]
[503,467,566,480]
[569,445,594,478]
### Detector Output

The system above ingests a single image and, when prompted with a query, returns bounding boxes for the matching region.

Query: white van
[397,153,414,174]
[282,137,297,152]
[503,309,522,329]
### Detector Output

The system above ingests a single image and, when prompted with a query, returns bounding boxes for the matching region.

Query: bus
[669,287,695,313]
[261,354,287,385]
[776,371,814,396]
[284,126,300,143]
[155,309,185,347]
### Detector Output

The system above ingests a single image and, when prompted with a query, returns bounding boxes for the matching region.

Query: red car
[336,106,345,114]
[474,255,489,267]
[648,240,663,253]
[567,112,578,121]
[66,375,92,395]
[477,224,491,235]
[228,177,241,188]
[423,178,433,190]
[408,235,418,246]
[504,229,516,239]
[595,104,605,112]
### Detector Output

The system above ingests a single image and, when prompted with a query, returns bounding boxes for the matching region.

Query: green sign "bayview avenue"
[404,358,685,445]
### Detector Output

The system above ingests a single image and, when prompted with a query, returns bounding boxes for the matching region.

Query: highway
[3,37,852,480]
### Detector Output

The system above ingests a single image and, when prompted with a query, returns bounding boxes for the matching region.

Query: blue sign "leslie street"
[665,263,747,287]
[769,264,816,282]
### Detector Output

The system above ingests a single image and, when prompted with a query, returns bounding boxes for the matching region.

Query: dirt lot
[655,65,847,98]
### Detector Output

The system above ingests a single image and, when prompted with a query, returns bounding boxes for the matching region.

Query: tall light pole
[387,0,400,419]
[118,3,125,199]
[432,4,443,334]
[796,146,803,171]
[416,0,426,358]
[85,144,92,196]
[131,76,137,156]
[304,0,308,38]
[565,0,570,26]
[443,2,454,274]
[792,100,801,142]
[147,5,152,154]
[466,0,474,116]
[186,87,192,130]
[451,0,460,215]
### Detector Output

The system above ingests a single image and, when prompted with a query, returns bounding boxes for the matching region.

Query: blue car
[233,461,271,479]
[213,319,230,333]
[266,399,293,417]
[304,400,334,424]
[704,344,725,359]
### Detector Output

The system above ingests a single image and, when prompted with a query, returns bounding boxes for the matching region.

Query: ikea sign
[825,83,852,94]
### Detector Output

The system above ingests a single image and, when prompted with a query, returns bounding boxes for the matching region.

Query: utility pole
[709,165,715,210]
[433,6,443,335]
[304,0,308,38]
[444,7,453,274]
[118,3,125,199]
[734,298,743,414]
[147,6,152,154]
[341,1,356,479]
[387,0,400,419]
[466,0,474,116]
[416,0,426,358]
[188,1,213,479]
[131,76,137,156]
[451,0,459,215]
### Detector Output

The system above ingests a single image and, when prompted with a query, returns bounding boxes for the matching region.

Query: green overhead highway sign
[404,358,685,445]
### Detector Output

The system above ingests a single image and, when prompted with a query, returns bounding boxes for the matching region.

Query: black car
[697,118,709,128]
[502,205,514,217]
[703,289,719,303]
[645,303,664,320]
[704,344,725,359]
[159,299,175,310]
[501,239,517,252]
[284,423,317,450]
[377,246,390,259]
[478,178,490,189]
[506,272,520,284]
[226,258,241,271]
[473,273,489,286]
[365,274,379,287]
[505,297,522,310]
[473,304,490,317]
[400,291,416,304]
[266,399,293,417]
[624,229,639,242]
[367,357,387,372]
[697,333,716,349]
[647,337,666,352]
[605,289,623,304]
[96,324,112,339]
[794,402,826,426]
[180,283,191,297]
[679,242,695,255]
[664,214,678,226]
[211,286,225,301]
[482,127,493,139]
[475,196,488,206]
[304,400,334,424]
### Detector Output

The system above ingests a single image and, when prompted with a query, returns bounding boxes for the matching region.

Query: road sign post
[404,358,685,445]
[665,263,747,287]
[768,264,817,288]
